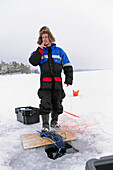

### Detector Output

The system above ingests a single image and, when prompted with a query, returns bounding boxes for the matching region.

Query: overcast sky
[0,0,113,70]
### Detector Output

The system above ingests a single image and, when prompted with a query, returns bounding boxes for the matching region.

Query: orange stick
[64,110,80,118]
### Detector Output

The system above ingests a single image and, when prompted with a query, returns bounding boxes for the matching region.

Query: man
[29,26,73,132]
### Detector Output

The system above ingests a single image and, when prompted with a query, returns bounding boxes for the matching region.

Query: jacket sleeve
[63,66,73,85]
[29,47,43,66]
[60,49,73,85]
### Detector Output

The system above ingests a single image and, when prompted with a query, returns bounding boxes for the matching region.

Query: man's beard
[44,42,51,47]
[44,43,47,46]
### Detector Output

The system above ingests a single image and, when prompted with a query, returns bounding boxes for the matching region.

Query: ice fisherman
[29,26,73,132]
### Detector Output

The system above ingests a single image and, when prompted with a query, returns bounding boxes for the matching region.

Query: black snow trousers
[38,86,65,128]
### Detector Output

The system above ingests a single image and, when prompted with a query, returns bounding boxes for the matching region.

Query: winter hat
[37,26,55,45]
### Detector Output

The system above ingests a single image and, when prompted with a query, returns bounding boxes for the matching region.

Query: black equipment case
[15,106,40,125]
[85,155,113,170]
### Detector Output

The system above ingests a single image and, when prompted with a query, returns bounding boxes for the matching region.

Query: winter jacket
[29,44,73,90]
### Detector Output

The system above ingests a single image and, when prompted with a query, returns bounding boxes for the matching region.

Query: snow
[0,70,113,170]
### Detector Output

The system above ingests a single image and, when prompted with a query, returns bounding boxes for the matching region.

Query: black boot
[51,111,61,128]
[41,114,49,132]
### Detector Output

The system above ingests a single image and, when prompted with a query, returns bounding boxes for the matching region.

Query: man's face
[42,33,51,46]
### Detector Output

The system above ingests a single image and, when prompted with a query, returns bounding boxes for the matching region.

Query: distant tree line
[0,61,39,75]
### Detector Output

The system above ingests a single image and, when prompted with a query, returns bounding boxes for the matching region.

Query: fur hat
[37,26,55,45]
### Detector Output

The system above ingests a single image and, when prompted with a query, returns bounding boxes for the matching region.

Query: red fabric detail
[43,77,52,81]
[54,77,62,81]
[39,48,43,55]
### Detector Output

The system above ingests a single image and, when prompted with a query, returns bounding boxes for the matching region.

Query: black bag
[45,144,66,160]
[40,131,66,159]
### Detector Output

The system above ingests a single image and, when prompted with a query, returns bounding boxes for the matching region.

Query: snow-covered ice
[0,70,113,170]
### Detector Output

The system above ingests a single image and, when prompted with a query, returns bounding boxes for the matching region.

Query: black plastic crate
[85,155,113,170]
[15,106,40,124]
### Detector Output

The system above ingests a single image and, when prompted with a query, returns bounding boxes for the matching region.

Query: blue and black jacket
[29,44,73,90]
